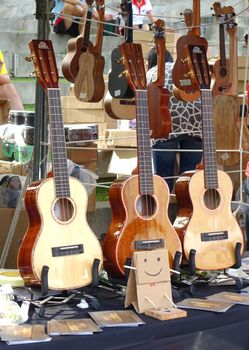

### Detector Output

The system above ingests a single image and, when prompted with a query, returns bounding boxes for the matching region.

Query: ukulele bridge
[134,239,164,250]
[201,231,228,242]
[52,244,83,257]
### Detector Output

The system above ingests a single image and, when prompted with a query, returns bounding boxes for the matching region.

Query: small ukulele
[211,3,236,97]
[61,0,94,83]
[173,43,243,270]
[102,42,182,279]
[74,0,105,102]
[172,0,207,101]
[147,19,171,139]
[18,40,103,289]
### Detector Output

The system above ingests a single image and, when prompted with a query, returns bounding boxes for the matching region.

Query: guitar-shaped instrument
[18,40,103,289]
[104,91,136,119]
[74,0,105,102]
[211,3,236,96]
[108,0,134,99]
[173,43,243,270]
[147,19,171,139]
[102,42,182,279]
[172,0,208,101]
[61,0,94,83]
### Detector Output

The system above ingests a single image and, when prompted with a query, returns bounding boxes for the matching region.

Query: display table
[2,283,249,349]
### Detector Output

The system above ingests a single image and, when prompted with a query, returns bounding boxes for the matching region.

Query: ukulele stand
[28,258,101,317]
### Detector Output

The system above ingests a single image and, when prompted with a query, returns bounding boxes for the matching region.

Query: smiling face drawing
[134,249,170,285]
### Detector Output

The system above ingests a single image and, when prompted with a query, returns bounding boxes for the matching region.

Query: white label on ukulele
[179,79,192,86]
[79,92,87,99]
[114,90,121,97]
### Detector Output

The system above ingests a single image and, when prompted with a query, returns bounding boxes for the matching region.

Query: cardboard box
[67,142,98,163]
[62,108,106,124]
[237,56,249,93]
[0,160,27,176]
[0,208,28,268]
[106,129,137,148]
[0,98,10,124]
[61,95,104,110]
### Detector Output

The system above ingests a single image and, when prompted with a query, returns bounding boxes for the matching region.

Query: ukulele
[211,3,236,97]
[18,40,103,289]
[61,0,94,83]
[102,42,182,279]
[104,91,136,120]
[108,0,134,99]
[147,19,171,139]
[173,43,244,270]
[172,0,208,101]
[74,0,105,102]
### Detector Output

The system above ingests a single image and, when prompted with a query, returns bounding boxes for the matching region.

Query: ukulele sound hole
[53,198,74,222]
[136,195,157,218]
[219,67,227,77]
[203,189,221,210]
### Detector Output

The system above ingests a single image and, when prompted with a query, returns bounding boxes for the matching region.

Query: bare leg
[0,84,24,110]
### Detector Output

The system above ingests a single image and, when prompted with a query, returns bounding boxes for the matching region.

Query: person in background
[146,47,203,193]
[0,50,24,111]
[52,0,113,36]
[132,0,155,30]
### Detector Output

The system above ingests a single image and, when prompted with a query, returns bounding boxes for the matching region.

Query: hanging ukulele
[18,40,103,290]
[173,43,243,271]
[211,2,236,97]
[74,0,105,102]
[147,19,171,139]
[102,42,182,279]
[61,0,94,83]
[172,0,207,101]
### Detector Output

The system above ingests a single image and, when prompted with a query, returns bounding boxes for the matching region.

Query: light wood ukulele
[147,19,171,139]
[102,43,182,279]
[74,0,105,102]
[61,0,94,83]
[174,43,243,271]
[211,3,237,97]
[172,1,207,101]
[17,40,103,290]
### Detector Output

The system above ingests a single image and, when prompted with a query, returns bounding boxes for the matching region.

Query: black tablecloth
[2,284,249,350]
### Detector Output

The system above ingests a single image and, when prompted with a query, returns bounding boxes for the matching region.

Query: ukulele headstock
[212,3,236,31]
[185,44,211,90]
[120,43,147,91]
[152,19,165,40]
[182,8,193,28]
[28,40,59,91]
[95,0,105,19]
[85,0,94,7]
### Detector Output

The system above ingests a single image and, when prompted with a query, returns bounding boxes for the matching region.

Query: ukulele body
[74,51,105,102]
[108,46,134,99]
[211,58,233,97]
[179,169,244,270]
[18,176,103,290]
[147,84,171,139]
[172,34,208,101]
[104,91,136,120]
[61,36,88,83]
[102,174,182,278]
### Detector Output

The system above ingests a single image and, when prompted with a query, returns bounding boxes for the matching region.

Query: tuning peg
[181,57,191,65]
[25,55,33,62]
[116,56,125,65]
[118,70,129,78]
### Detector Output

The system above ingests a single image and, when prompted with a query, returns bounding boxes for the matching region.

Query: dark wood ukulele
[173,43,243,271]
[102,42,182,279]
[61,0,94,83]
[172,0,207,101]
[211,2,236,97]
[147,19,171,139]
[74,0,105,102]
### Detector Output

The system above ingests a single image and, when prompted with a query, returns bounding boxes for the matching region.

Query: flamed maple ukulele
[102,43,182,279]
[74,0,105,102]
[147,19,171,139]
[173,44,243,271]
[172,0,207,101]
[17,40,103,290]
[211,2,236,97]
[61,0,94,83]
